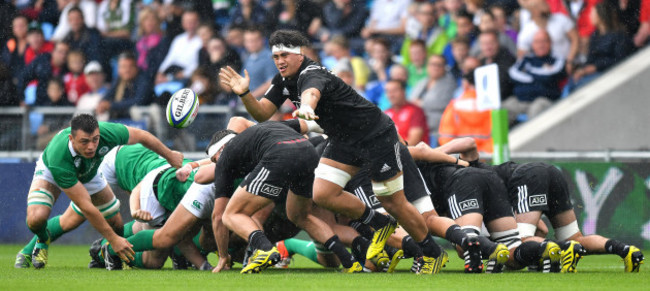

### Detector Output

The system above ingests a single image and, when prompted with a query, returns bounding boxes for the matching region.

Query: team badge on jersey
[529,194,547,206]
[459,199,480,211]
[98,146,109,155]
[260,183,282,197]
[74,157,82,168]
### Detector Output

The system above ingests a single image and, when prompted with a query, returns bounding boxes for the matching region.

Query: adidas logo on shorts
[380,164,391,173]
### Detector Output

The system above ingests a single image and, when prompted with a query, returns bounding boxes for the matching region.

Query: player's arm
[63,182,134,262]
[129,183,152,221]
[126,126,183,168]
[293,88,321,120]
[219,66,278,121]
[406,127,425,148]
[227,116,256,133]
[175,158,213,182]
[194,163,216,184]
[212,197,231,272]
[408,142,469,166]
[433,137,480,162]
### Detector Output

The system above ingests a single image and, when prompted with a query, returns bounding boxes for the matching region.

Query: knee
[312,189,335,206]
[154,232,177,249]
[26,208,49,231]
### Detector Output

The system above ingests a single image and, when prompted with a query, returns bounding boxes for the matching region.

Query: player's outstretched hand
[166,150,184,169]
[292,104,319,120]
[219,66,250,96]
[175,164,193,182]
[132,209,153,222]
[109,236,135,263]
[212,254,231,273]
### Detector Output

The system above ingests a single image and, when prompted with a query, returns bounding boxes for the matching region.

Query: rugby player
[219,29,443,273]
[15,114,183,269]
[442,137,645,273]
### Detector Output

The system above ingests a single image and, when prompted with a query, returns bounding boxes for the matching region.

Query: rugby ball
[166,88,199,128]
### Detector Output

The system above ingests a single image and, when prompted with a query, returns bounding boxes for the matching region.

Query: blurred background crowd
[0,0,648,152]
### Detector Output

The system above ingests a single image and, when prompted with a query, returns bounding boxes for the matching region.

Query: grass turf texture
[1,244,647,290]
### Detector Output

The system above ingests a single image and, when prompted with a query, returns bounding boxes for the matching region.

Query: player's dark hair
[205,129,238,155]
[70,114,98,136]
[269,30,310,49]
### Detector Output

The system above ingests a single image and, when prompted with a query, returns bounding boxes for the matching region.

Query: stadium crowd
[1,0,649,151]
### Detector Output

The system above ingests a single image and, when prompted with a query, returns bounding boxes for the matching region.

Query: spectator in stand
[51,0,97,41]
[442,10,478,68]
[98,52,153,119]
[366,63,409,110]
[333,60,365,96]
[0,1,18,47]
[200,35,243,77]
[478,29,516,99]
[96,0,136,60]
[18,41,69,106]
[439,0,465,38]
[76,61,108,119]
[449,36,471,84]
[225,24,246,56]
[384,79,429,145]
[562,2,634,96]
[24,25,55,66]
[465,0,486,26]
[438,64,493,153]
[36,77,74,150]
[135,7,163,73]
[62,7,103,64]
[190,66,234,106]
[2,15,29,79]
[320,0,367,49]
[361,0,412,52]
[631,0,650,47]
[506,29,566,125]
[0,62,18,107]
[410,55,457,144]
[517,0,579,72]
[323,35,371,90]
[268,0,322,40]
[63,49,90,105]
[229,0,272,35]
[471,10,517,57]
[155,9,202,84]
[366,37,395,83]
[609,0,642,39]
[489,4,518,43]
[401,2,449,65]
[403,40,429,89]
[240,25,276,98]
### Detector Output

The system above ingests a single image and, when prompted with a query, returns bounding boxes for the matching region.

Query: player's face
[70,128,100,158]
[272,51,304,78]
[209,146,225,163]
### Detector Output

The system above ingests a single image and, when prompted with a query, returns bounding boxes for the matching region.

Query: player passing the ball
[219,30,445,273]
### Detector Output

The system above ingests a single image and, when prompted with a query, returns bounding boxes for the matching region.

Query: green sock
[192,231,208,254]
[24,215,65,252]
[20,236,37,255]
[284,238,319,263]
[132,252,145,268]
[29,219,49,242]
[109,230,155,255]
[123,220,135,238]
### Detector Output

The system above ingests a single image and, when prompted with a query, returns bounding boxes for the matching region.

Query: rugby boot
[485,243,509,273]
[623,246,644,273]
[100,242,123,271]
[366,217,398,261]
[88,238,105,268]
[560,240,586,273]
[386,249,404,273]
[464,236,483,273]
[15,252,31,269]
[540,241,561,273]
[32,236,50,269]
[240,247,281,274]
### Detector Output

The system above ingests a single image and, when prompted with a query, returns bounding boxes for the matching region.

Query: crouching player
[15,114,183,269]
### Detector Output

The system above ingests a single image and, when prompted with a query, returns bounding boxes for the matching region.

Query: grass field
[1,245,647,290]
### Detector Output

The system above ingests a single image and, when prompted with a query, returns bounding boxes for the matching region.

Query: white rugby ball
[166,88,199,128]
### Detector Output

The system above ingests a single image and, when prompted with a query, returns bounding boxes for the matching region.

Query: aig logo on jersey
[529,194,547,206]
[459,199,480,211]
[260,183,282,197]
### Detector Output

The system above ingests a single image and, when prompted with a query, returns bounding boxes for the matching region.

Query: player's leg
[22,176,61,269]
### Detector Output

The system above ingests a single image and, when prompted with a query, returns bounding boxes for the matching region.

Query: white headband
[207,134,236,158]
[271,44,301,55]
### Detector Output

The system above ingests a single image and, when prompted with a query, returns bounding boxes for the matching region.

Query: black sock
[605,239,629,257]
[556,240,571,250]
[325,235,355,268]
[349,220,374,240]
[476,236,497,259]
[248,230,273,251]
[385,245,400,258]
[418,235,442,258]
[445,224,467,248]
[351,236,370,262]
[359,206,390,230]
[402,236,423,258]
[514,241,542,266]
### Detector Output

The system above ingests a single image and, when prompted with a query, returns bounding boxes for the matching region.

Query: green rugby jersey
[42,122,129,189]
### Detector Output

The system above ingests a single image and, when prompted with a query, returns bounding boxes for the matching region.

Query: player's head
[206,129,237,163]
[69,114,100,158]
[269,30,309,78]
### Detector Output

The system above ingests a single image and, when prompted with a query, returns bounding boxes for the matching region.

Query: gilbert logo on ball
[166,88,199,128]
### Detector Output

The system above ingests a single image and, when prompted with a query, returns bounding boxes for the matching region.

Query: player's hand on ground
[166,150,184,168]
[132,209,153,222]
[212,254,231,273]
[219,66,250,96]
[175,164,193,182]
[109,236,135,263]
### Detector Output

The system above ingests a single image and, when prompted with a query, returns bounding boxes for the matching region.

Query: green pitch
[1,245,647,290]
